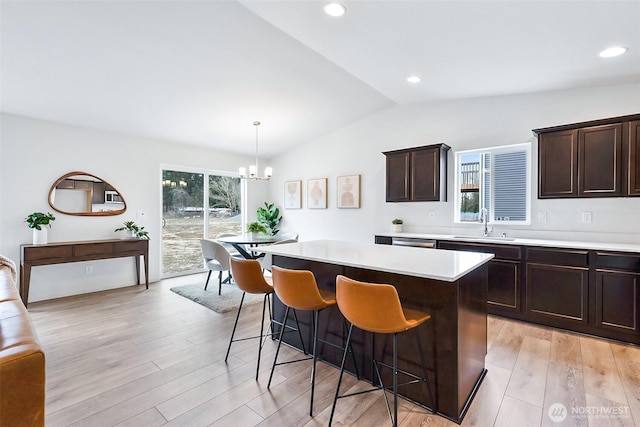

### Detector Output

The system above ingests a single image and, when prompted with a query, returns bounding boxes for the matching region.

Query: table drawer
[115,240,147,252]
[23,245,73,261]
[74,242,114,256]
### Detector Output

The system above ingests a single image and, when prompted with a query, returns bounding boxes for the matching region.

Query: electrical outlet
[581,211,592,223]
[538,211,547,223]
[85,265,93,274]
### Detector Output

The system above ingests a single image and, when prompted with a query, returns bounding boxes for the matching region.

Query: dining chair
[215,233,244,259]
[259,239,298,272]
[200,239,231,295]
[278,232,298,241]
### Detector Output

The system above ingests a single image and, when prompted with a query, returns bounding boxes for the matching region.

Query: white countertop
[259,239,494,282]
[376,232,640,253]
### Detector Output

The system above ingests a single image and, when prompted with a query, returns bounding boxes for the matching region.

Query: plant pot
[393,224,403,233]
[32,227,47,245]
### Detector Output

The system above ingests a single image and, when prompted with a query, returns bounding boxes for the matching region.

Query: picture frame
[284,180,302,209]
[337,174,360,208]
[307,178,327,209]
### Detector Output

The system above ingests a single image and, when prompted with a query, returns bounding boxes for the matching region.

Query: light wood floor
[28,274,640,427]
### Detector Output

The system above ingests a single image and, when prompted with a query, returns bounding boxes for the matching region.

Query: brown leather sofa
[0,264,45,426]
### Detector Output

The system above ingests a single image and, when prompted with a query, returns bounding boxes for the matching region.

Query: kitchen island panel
[271,254,489,423]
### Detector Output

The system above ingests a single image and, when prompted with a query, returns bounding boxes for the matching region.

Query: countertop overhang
[376,232,640,253]
[260,239,493,282]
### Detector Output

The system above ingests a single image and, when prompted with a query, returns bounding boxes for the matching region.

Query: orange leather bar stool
[268,266,358,416]
[225,257,276,380]
[329,275,436,427]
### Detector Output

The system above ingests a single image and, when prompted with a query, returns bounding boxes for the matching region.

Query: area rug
[170,283,264,313]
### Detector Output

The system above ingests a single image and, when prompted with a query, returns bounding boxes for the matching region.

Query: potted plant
[247,221,268,238]
[25,212,55,244]
[114,220,150,240]
[257,202,282,236]
[392,218,403,233]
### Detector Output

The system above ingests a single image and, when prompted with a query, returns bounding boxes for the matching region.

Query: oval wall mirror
[48,171,127,216]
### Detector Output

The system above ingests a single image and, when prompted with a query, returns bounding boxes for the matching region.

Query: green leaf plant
[25,212,56,230]
[257,202,282,236]
[114,220,150,239]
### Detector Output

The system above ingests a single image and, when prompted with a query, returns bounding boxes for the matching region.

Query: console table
[20,239,149,307]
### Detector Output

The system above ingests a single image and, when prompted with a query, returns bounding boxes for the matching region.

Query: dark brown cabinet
[535,114,640,198]
[628,120,640,195]
[579,123,623,196]
[384,143,450,202]
[525,248,589,328]
[437,241,522,315]
[374,235,640,344]
[538,130,577,197]
[594,252,640,338]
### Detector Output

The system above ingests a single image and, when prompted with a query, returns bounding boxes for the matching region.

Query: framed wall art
[337,174,360,208]
[284,180,302,209]
[307,178,327,209]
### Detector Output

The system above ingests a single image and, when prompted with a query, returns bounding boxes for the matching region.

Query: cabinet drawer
[596,252,640,272]
[115,240,147,252]
[23,245,73,261]
[526,248,588,267]
[438,241,521,260]
[74,242,114,256]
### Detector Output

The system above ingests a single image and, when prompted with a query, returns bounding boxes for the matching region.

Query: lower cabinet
[594,252,640,340]
[375,236,640,344]
[437,241,522,316]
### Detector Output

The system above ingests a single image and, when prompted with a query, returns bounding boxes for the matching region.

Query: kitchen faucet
[479,208,490,237]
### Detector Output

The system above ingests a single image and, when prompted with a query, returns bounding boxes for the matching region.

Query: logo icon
[548,403,568,422]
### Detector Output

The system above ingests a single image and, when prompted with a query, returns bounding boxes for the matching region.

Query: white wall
[0,113,269,302]
[267,83,640,244]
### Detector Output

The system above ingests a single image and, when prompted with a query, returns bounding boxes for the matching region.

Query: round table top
[217,233,285,245]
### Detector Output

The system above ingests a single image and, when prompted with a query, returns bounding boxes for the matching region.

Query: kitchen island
[260,239,493,423]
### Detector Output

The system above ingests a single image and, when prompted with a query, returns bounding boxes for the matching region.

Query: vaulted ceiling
[2,1,639,157]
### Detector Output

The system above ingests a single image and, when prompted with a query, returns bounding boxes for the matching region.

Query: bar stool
[267,266,358,416]
[329,275,436,427]
[224,257,275,380]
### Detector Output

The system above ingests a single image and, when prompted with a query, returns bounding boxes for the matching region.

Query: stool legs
[224,292,272,381]
[329,323,353,426]
[330,325,436,427]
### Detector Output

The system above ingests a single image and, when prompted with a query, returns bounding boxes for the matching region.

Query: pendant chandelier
[239,121,272,180]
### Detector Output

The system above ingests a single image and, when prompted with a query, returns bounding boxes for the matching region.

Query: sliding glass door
[161,168,242,277]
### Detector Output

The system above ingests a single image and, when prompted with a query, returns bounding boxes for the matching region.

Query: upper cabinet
[629,120,640,195]
[384,143,450,202]
[534,114,640,199]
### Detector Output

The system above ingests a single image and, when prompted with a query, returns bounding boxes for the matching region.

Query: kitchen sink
[451,235,516,242]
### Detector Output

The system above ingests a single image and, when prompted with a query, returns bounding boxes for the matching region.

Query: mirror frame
[48,171,127,216]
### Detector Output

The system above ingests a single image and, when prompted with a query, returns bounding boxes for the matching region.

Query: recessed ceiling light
[599,46,628,58]
[407,76,422,83]
[324,3,346,17]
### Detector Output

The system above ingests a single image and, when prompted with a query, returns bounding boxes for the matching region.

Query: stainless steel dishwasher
[391,236,436,248]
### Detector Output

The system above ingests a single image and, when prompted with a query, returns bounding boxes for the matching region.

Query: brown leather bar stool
[224,257,275,380]
[329,275,436,427]
[267,266,358,416]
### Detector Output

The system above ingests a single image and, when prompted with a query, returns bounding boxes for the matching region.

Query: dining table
[216,233,287,259]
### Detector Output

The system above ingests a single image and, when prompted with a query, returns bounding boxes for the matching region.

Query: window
[454,143,531,225]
